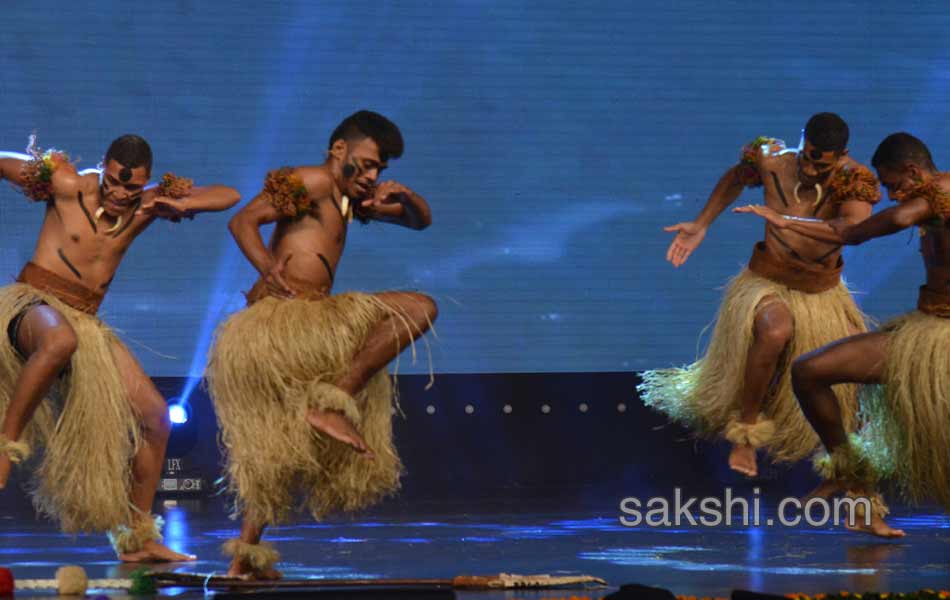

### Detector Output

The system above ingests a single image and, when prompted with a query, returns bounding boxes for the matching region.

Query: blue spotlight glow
[169,403,189,425]
[176,3,327,407]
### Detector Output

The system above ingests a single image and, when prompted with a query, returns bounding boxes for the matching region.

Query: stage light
[169,403,189,425]
[160,394,205,496]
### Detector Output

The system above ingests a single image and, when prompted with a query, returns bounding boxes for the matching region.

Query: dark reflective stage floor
[3,375,949,597]
[2,499,948,598]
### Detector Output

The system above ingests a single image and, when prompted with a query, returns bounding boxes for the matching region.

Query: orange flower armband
[260,167,313,218]
[827,164,881,206]
[157,172,194,199]
[737,136,785,188]
[20,147,72,202]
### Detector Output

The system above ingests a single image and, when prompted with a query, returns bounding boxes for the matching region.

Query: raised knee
[755,318,793,352]
[401,293,437,329]
[139,394,171,438]
[417,294,438,324]
[791,355,820,391]
[38,327,78,366]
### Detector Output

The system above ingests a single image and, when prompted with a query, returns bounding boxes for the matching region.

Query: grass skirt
[206,292,408,525]
[857,311,950,509]
[0,283,138,533]
[638,269,866,462]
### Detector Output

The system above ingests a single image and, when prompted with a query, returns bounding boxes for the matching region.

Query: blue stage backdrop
[1,1,948,377]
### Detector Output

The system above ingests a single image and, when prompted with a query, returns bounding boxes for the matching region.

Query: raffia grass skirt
[637,269,866,463]
[0,283,139,533]
[206,292,413,525]
[857,311,950,509]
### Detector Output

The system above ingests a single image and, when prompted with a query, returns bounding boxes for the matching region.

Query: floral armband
[20,135,72,202]
[737,136,785,187]
[157,172,194,199]
[827,164,881,206]
[261,167,313,218]
[895,176,950,219]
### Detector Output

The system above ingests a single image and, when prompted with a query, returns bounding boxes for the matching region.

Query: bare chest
[760,163,838,220]
[43,189,137,259]
[274,200,352,267]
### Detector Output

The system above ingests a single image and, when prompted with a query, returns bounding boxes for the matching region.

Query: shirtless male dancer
[639,113,879,477]
[739,132,950,537]
[0,134,239,560]
[207,110,437,578]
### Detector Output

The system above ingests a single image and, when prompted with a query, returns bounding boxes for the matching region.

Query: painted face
[798,140,839,186]
[100,159,149,216]
[876,165,917,203]
[340,137,387,201]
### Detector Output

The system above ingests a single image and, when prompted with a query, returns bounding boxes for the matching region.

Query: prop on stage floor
[5,565,607,595]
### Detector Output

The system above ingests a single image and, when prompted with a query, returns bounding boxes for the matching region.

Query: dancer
[207,110,437,578]
[639,113,879,477]
[0,134,240,560]
[738,132,950,537]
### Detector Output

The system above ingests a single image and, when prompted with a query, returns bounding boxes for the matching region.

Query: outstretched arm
[175,184,240,214]
[0,152,30,187]
[691,165,748,228]
[358,181,432,229]
[138,176,240,221]
[733,199,873,245]
[665,164,746,267]
[835,196,932,245]
[736,197,933,245]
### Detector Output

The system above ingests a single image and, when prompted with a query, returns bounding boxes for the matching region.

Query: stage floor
[2,499,948,598]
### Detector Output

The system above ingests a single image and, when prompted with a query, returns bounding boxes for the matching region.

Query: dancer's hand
[138,196,189,221]
[373,181,413,204]
[360,181,430,229]
[663,221,707,267]
[733,204,785,228]
[360,181,411,216]
[828,217,849,234]
[263,253,295,298]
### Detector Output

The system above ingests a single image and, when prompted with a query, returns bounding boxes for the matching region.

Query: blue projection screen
[1,1,948,376]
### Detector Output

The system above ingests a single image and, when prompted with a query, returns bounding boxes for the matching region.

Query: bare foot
[119,539,197,562]
[306,408,374,458]
[228,557,283,580]
[844,512,906,539]
[0,455,10,489]
[728,443,757,477]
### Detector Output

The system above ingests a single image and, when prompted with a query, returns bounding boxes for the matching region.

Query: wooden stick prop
[9,566,607,594]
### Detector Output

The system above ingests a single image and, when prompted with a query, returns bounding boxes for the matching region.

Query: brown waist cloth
[16,262,105,315]
[917,285,950,318]
[245,276,330,306]
[747,241,842,293]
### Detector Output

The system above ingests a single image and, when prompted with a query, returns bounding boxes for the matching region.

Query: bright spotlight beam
[169,404,189,425]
